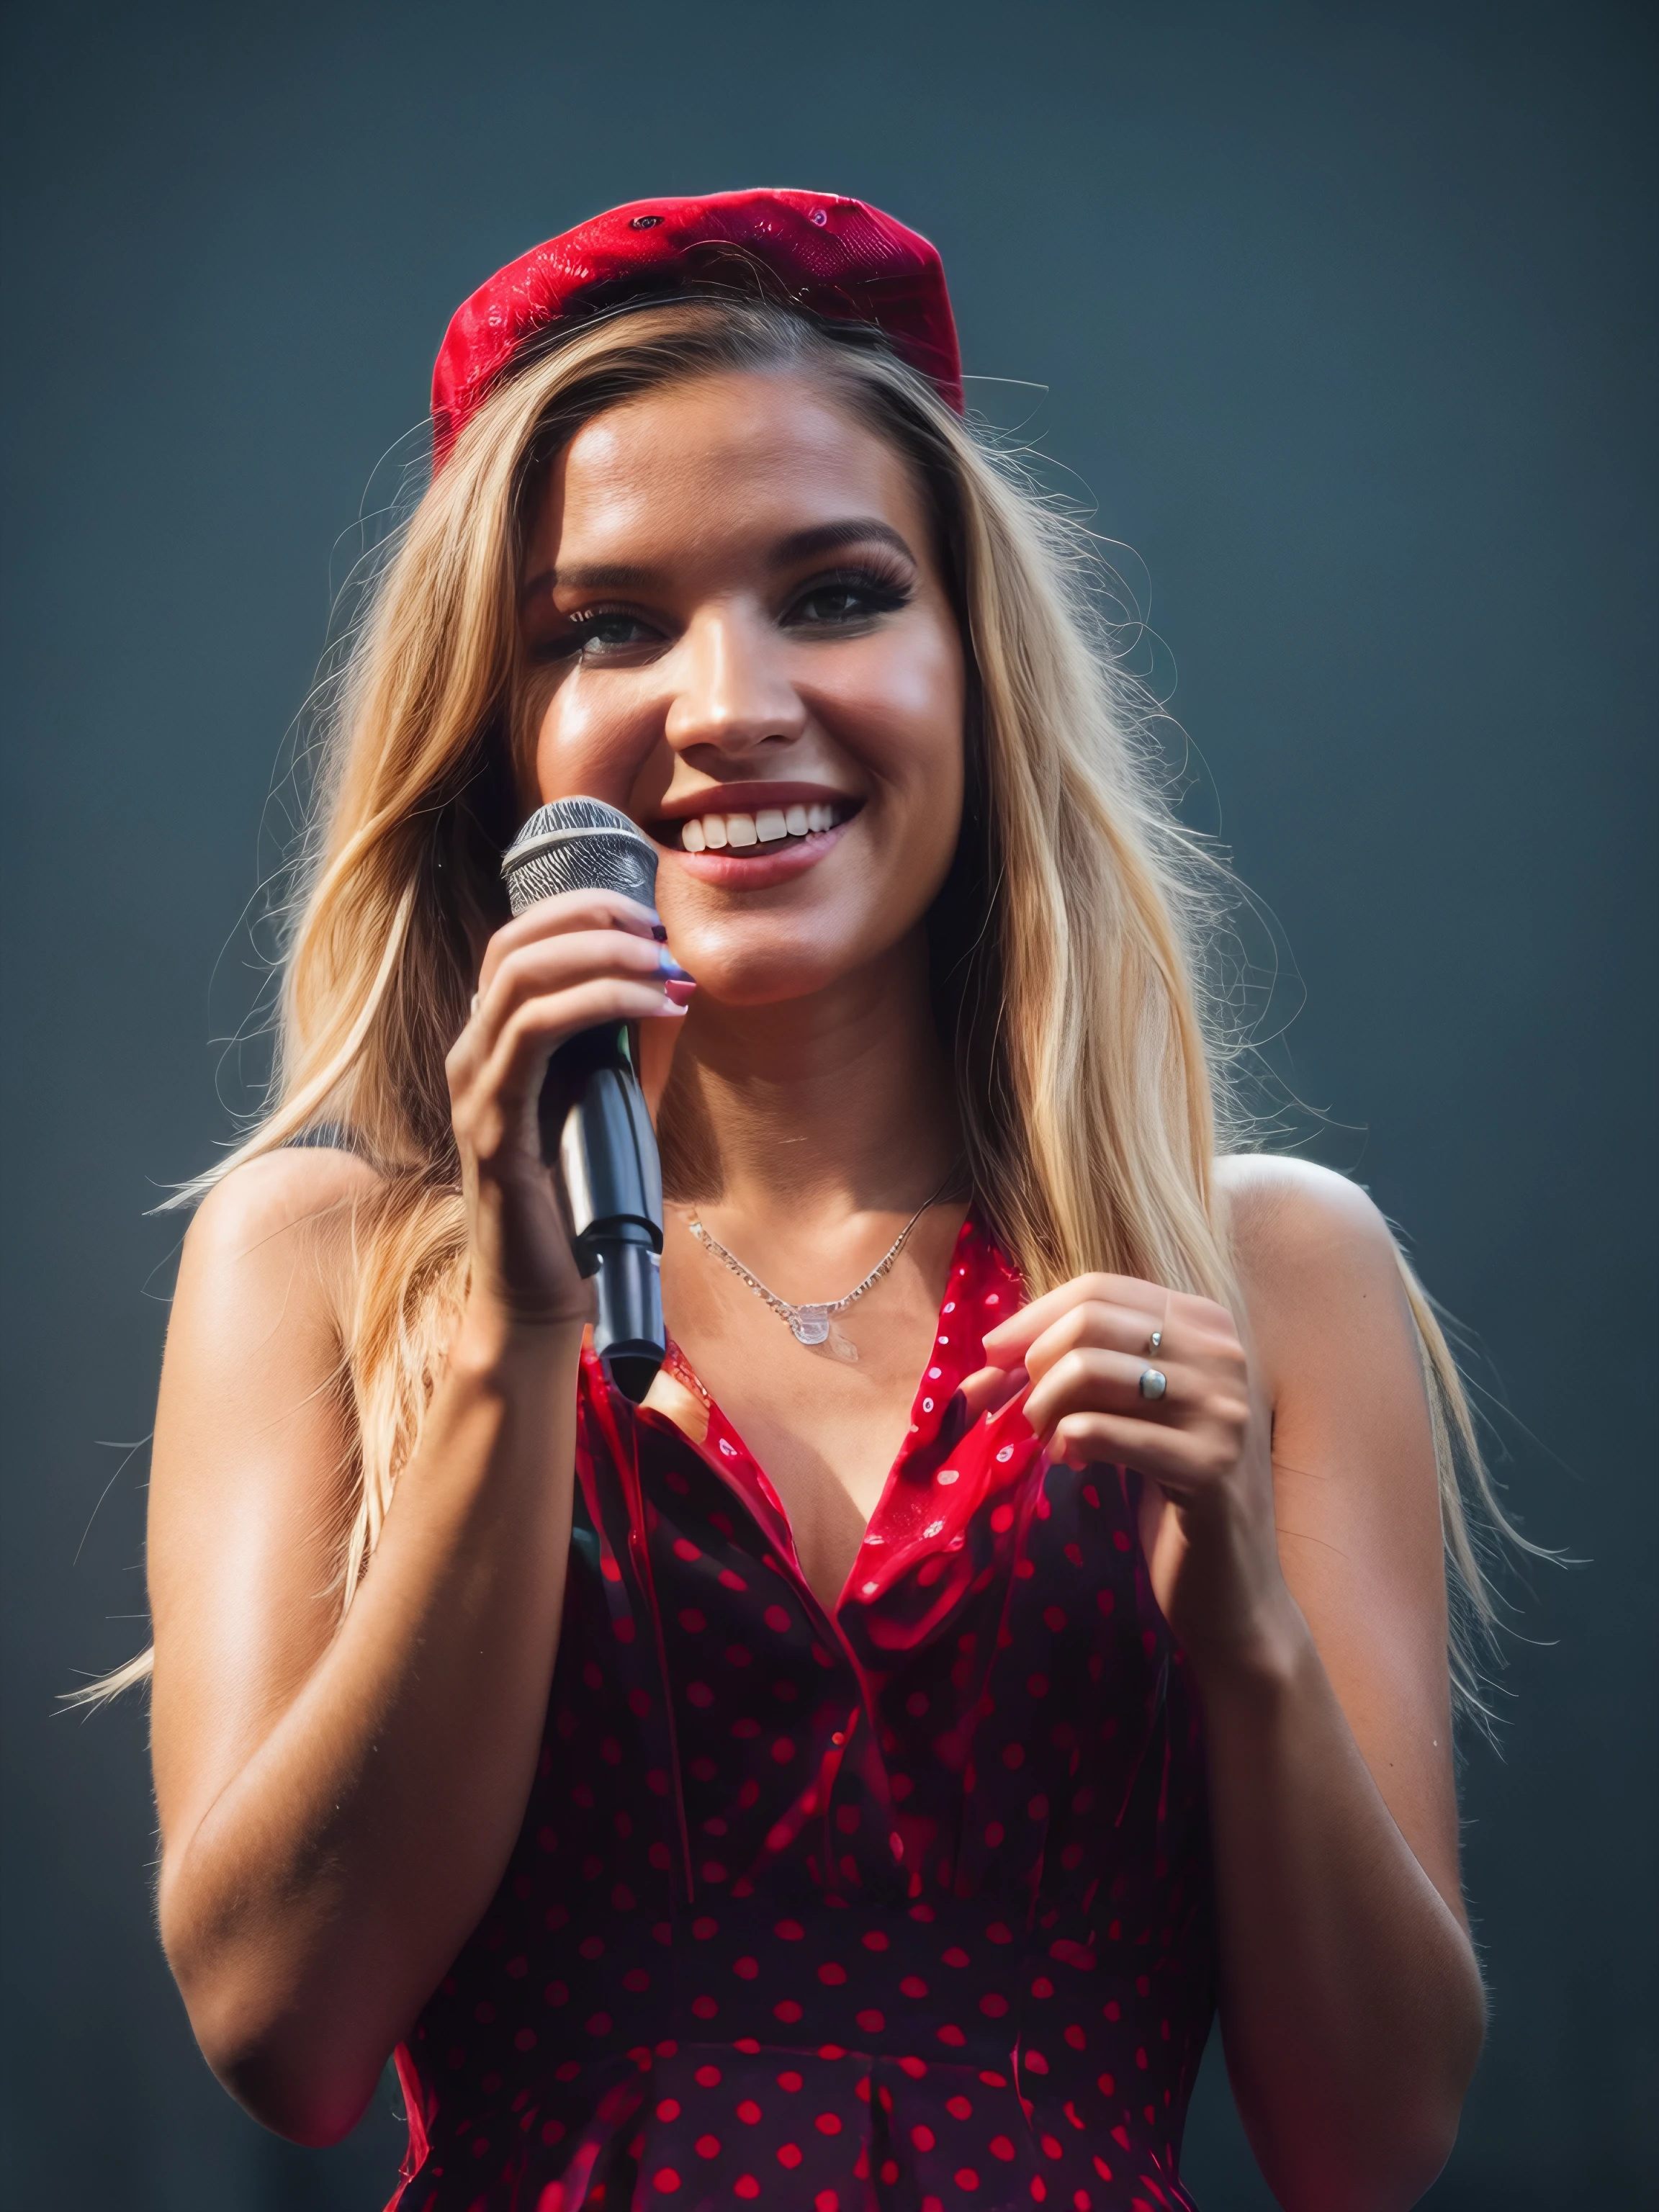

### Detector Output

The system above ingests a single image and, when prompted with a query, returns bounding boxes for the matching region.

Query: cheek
[850,627,967,812]
[531,678,659,809]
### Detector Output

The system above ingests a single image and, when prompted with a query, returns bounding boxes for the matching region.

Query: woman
[140,192,1492,2211]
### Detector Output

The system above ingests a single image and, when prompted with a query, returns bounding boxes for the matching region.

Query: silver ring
[1148,1328,1162,1354]
[1138,1367,1167,1402]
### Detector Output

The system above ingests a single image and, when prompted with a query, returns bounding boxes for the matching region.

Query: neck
[655,926,960,1228]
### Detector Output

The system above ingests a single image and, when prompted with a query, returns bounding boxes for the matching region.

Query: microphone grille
[501,798,660,916]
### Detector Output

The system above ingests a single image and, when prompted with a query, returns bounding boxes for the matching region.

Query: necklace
[687,1174,958,1346]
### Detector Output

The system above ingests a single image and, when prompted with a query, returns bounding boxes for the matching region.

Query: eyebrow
[773,518,917,567]
[519,516,917,606]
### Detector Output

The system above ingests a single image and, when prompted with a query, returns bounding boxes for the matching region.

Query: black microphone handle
[538,1023,665,1405]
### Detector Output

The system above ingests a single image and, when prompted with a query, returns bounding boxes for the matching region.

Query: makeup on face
[517,370,968,989]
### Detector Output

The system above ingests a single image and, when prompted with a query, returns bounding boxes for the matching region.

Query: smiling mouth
[661,799,858,853]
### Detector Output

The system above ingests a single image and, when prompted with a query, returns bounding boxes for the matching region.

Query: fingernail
[657,950,694,981]
[663,978,697,1007]
[651,923,668,942]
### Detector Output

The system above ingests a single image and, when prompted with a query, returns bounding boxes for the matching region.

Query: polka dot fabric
[390,1218,1213,2211]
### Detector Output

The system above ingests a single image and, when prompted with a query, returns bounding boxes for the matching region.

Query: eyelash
[537,562,914,662]
[788,563,914,626]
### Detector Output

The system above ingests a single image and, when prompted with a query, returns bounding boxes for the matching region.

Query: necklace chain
[687,1174,957,1346]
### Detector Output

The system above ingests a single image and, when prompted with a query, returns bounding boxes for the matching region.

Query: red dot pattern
[389,1218,1210,2210]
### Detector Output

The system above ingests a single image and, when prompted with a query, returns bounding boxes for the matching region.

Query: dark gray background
[2,2,1653,2204]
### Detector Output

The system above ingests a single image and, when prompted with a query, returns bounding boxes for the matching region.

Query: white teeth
[678,801,843,852]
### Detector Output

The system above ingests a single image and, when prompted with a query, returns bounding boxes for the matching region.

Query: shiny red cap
[431,188,962,469]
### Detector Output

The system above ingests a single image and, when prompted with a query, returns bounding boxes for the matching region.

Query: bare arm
[149,891,683,2144]
[969,1157,1483,2211]
[1200,1159,1482,2208]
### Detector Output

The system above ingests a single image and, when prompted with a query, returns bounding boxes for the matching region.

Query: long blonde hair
[91,297,1519,1713]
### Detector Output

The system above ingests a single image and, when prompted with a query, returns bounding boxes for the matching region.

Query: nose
[663,605,806,761]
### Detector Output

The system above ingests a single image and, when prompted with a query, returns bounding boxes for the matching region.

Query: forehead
[524,368,930,569]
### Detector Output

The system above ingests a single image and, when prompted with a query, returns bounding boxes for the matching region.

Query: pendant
[790,1304,832,1345]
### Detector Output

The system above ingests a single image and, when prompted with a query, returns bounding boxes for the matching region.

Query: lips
[646,786,862,890]
[649,788,858,891]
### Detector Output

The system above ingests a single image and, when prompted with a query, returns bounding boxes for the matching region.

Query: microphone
[501,798,665,1403]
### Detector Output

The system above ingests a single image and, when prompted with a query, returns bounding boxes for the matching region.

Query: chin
[678,918,887,1010]
[690,951,848,1009]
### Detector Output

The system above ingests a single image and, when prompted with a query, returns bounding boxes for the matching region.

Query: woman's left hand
[964,1274,1293,1673]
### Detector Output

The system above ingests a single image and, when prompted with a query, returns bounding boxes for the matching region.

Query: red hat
[431,189,962,469]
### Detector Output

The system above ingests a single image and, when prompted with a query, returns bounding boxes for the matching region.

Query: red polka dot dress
[388,1218,1214,2211]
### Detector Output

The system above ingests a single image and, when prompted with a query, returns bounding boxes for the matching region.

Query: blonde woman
[141,194,1490,2210]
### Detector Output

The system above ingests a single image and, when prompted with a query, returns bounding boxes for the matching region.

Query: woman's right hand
[446,889,690,1327]
[150,892,689,2139]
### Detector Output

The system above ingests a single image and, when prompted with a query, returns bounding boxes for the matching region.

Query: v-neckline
[649,1213,1022,1621]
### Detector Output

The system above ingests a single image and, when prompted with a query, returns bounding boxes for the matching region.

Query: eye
[534,608,661,662]
[786,567,912,629]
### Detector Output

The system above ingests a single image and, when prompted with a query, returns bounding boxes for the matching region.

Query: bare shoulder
[153,1146,390,1590]
[186,1143,385,1261]
[150,1146,393,1851]
[1216,1153,1401,1290]
[1213,1154,1417,1388]
[177,1143,388,1344]
[1213,1173,1460,1930]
